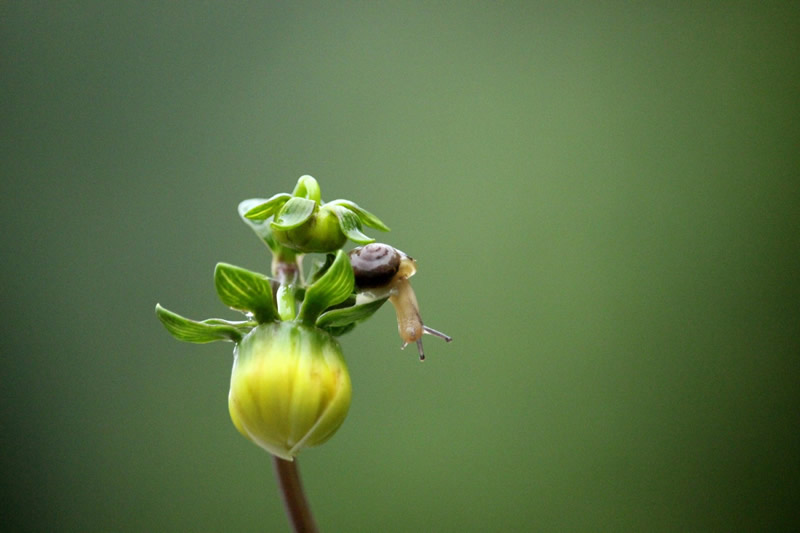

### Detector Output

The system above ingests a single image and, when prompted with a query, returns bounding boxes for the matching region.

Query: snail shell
[349,243,416,289]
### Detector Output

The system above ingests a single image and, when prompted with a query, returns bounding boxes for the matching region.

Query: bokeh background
[2,2,798,531]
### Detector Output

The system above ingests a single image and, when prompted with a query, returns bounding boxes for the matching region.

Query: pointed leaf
[155,304,243,343]
[328,199,390,231]
[298,250,354,325]
[238,198,280,251]
[242,193,291,220]
[271,197,316,230]
[316,297,389,331]
[292,175,321,203]
[331,205,374,244]
[214,263,278,323]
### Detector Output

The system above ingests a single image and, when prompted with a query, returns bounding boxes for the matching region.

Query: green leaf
[328,199,390,231]
[238,198,280,251]
[242,193,291,220]
[330,205,374,244]
[292,175,321,203]
[214,263,278,323]
[316,297,389,331]
[155,304,244,343]
[271,197,316,230]
[298,250,354,325]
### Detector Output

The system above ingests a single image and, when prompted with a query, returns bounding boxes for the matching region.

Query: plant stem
[272,456,319,533]
[272,250,301,285]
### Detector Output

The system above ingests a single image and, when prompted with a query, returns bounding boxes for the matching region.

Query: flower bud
[272,205,348,253]
[228,322,351,460]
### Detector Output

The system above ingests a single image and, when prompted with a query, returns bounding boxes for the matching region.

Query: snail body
[389,277,422,345]
[349,243,451,361]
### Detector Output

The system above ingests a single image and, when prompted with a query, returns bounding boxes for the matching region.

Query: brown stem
[272,456,319,533]
[272,252,301,285]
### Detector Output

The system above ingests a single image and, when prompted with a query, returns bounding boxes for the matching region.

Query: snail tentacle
[422,326,453,342]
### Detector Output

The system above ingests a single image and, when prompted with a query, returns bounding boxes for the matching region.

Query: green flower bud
[242,176,390,254]
[228,322,351,460]
[272,205,348,253]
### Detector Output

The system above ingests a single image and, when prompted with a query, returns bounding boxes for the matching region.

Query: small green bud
[272,205,348,253]
[228,322,351,460]
[242,176,390,254]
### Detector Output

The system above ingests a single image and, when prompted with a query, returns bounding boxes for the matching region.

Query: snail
[349,243,452,361]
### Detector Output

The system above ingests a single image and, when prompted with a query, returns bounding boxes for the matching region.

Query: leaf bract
[298,250,354,325]
[214,263,277,323]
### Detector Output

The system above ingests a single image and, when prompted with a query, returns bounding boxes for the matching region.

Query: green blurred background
[2,2,798,531]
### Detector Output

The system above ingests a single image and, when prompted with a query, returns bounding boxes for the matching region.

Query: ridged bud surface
[228,322,351,460]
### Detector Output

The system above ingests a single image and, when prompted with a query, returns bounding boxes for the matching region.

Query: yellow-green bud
[228,322,351,460]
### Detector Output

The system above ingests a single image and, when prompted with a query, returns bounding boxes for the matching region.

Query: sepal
[328,199,390,232]
[238,198,281,252]
[331,205,374,244]
[155,304,252,343]
[214,263,278,323]
[271,197,317,230]
[291,175,321,202]
[298,250,354,325]
[241,193,291,221]
[316,297,389,334]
